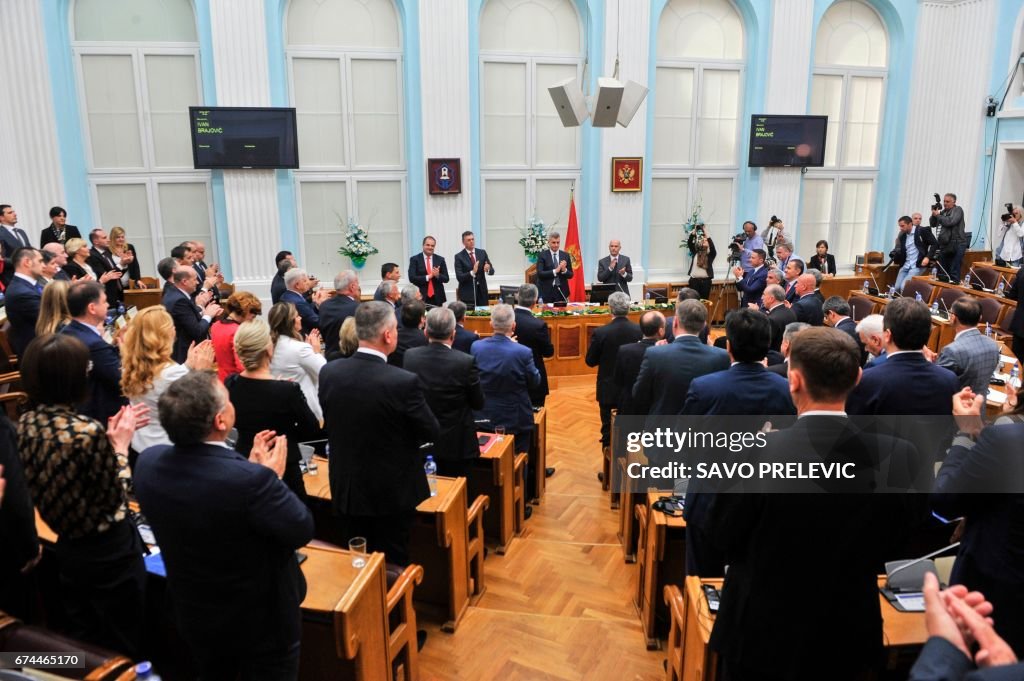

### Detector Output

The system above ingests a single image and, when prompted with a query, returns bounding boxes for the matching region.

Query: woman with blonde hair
[35,279,71,336]
[210,290,262,381]
[228,318,319,500]
[108,226,143,289]
[338,316,359,357]
[268,302,326,421]
[121,306,214,451]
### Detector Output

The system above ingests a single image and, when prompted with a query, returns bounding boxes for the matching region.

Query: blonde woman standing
[268,302,326,422]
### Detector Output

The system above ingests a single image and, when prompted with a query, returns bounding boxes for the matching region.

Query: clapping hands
[249,430,288,479]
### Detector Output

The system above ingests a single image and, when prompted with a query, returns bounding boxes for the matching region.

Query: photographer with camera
[930,193,967,282]
[729,221,764,275]
[892,214,938,293]
[995,203,1024,268]
[685,225,716,300]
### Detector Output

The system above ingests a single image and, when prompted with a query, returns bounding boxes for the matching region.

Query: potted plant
[338,217,378,269]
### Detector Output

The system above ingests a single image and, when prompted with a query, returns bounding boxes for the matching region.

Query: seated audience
[163,266,222,364]
[767,321,810,378]
[228,318,320,502]
[389,299,428,368]
[269,302,327,422]
[17,333,148,656]
[447,300,480,353]
[122,306,215,452]
[134,370,313,680]
[6,247,44,356]
[318,269,361,360]
[34,278,71,337]
[60,281,126,422]
[856,313,887,366]
[934,297,1000,396]
[585,291,641,449]
[210,290,262,382]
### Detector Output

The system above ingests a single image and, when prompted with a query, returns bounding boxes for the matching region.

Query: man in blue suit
[162,266,222,364]
[447,300,479,354]
[318,270,361,360]
[856,313,888,367]
[731,248,768,307]
[681,308,796,576]
[280,267,329,336]
[792,273,824,326]
[60,281,126,422]
[633,300,730,417]
[536,232,574,303]
[4,247,44,357]
[134,371,314,681]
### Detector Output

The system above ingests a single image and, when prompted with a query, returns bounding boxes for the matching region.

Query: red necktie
[470,251,476,267]
[426,256,434,298]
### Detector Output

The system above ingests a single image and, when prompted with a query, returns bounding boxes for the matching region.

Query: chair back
[935,287,965,313]
[973,267,1000,291]
[864,251,884,264]
[848,295,875,322]
[976,296,1005,326]
[902,279,935,305]
[0,613,134,681]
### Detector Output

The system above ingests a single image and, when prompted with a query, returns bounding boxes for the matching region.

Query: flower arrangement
[518,216,551,261]
[679,197,705,248]
[337,217,378,268]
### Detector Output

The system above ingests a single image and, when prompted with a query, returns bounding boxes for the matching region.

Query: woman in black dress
[686,225,716,300]
[226,318,320,502]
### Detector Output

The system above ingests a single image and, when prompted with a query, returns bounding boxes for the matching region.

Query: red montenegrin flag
[565,190,586,302]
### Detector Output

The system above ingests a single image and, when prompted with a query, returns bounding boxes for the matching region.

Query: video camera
[1001,202,1015,223]
[931,193,942,212]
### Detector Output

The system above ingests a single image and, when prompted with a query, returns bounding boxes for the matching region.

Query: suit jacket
[163,286,211,364]
[513,307,554,405]
[909,637,1024,681]
[596,254,633,292]
[192,260,220,303]
[453,248,493,306]
[936,329,1000,396]
[280,289,319,336]
[5,275,41,356]
[632,336,730,416]
[766,304,797,352]
[894,226,939,267]
[1004,266,1024,338]
[932,422,1024,656]
[389,324,428,368]
[0,226,33,286]
[60,319,126,422]
[88,247,124,305]
[321,352,438,514]
[453,324,479,354]
[735,266,767,307]
[585,316,641,406]
[404,343,485,461]
[319,294,359,361]
[536,249,574,303]
[708,416,920,679]
[408,253,449,306]
[471,334,540,434]
[39,223,82,248]
[611,339,656,416]
[766,360,788,377]
[133,442,313,654]
[808,253,837,276]
[682,362,795,418]
[932,206,966,253]
[270,272,287,304]
[0,414,39,581]
[792,293,824,326]
[835,317,859,342]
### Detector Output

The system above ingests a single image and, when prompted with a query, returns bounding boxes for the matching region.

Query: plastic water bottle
[931,267,938,280]
[538,296,544,307]
[887,285,895,298]
[931,301,939,316]
[985,323,993,338]
[862,280,869,293]
[1011,365,1021,390]
[424,455,438,497]
[135,662,162,680]
[963,274,971,288]
[998,280,1006,296]
[915,291,923,303]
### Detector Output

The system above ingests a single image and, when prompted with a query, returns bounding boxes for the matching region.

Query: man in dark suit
[1003,264,1024,365]
[447,300,479,353]
[893,214,939,291]
[162,267,222,364]
[536,231,574,303]
[761,284,797,352]
[373,263,401,302]
[0,413,41,619]
[87,228,124,307]
[933,389,1024,657]
[404,307,486,480]
[271,251,295,304]
[41,244,71,283]
[633,300,730,417]
[39,206,82,248]
[280,267,329,336]
[585,291,641,448]
[189,241,221,303]
[60,281,127,422]
[856,313,888,367]
[409,236,449,307]
[732,248,767,307]
[319,270,361,360]
[709,328,920,681]
[596,239,632,294]
[0,204,32,286]
[5,248,43,357]
[823,295,866,363]
[931,194,967,283]
[320,301,439,564]
[453,231,493,307]
[512,283,554,409]
[134,371,314,680]
[612,311,663,416]
[792,273,824,326]
[767,321,810,378]
[389,300,428,368]
[681,308,795,577]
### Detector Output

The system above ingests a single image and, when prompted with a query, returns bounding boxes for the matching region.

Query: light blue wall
[468,0,604,272]
[640,0,771,273]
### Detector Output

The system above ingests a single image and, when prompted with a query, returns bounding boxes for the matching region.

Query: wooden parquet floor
[418,376,666,680]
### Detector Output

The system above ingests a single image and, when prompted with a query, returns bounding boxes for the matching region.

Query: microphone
[933,258,953,283]
[885,542,960,592]
[967,267,987,290]
[939,294,952,319]
[868,270,883,296]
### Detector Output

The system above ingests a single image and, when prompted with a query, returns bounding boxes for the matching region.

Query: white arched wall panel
[287,0,399,48]
[0,0,66,235]
[814,0,887,68]
[480,0,581,55]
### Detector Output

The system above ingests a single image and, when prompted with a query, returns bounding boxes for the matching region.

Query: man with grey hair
[282,267,329,335]
[765,266,786,289]
[41,242,71,281]
[320,301,439,564]
[404,308,486,479]
[807,268,825,303]
[633,299,730,416]
[761,283,796,353]
[586,291,641,451]
[446,300,479,353]
[856,314,887,366]
[375,280,401,309]
[318,270,361,360]
[513,283,555,411]
[767,321,810,377]
[472,304,541,507]
[822,295,859,346]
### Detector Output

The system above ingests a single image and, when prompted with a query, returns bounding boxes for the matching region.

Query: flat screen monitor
[189,107,299,169]
[589,283,619,304]
[748,115,827,167]
[499,286,519,305]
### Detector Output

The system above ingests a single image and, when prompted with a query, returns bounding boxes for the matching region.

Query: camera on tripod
[726,232,745,264]
[1001,203,1015,223]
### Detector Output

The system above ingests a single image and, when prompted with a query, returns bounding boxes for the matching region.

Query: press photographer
[930,192,967,282]
[727,221,764,275]
[995,203,1024,267]
[685,224,716,300]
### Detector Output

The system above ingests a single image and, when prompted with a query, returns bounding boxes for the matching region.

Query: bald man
[596,240,632,294]
[791,274,824,326]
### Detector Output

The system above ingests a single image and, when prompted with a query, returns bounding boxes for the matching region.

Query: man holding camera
[931,193,967,282]
[892,215,938,293]
[732,221,764,275]
[996,204,1024,268]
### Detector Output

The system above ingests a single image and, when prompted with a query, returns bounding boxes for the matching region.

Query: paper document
[894,593,925,612]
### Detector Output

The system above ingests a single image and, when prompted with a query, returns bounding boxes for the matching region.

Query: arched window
[479,0,583,276]
[287,0,406,278]
[649,0,744,276]
[72,0,212,276]
[799,0,888,267]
